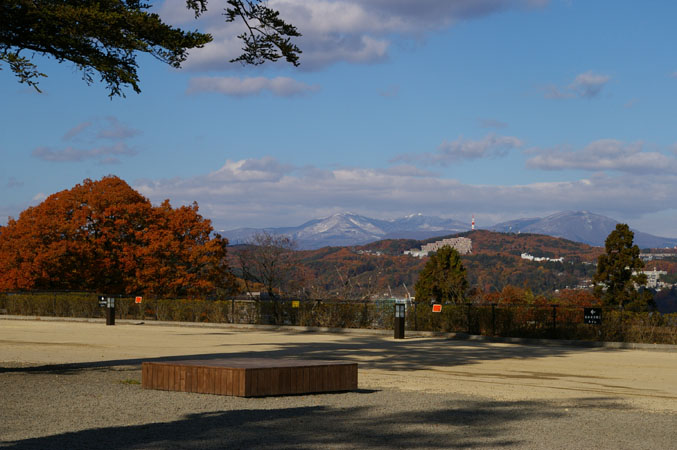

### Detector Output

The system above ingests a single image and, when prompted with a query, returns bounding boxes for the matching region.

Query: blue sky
[2,0,677,237]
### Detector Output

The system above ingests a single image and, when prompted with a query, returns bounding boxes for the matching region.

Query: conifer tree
[415,245,468,304]
[593,224,653,310]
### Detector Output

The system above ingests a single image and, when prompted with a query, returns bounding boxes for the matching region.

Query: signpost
[432,304,442,313]
[584,307,602,325]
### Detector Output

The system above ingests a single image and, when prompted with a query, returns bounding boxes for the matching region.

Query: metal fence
[1,291,676,344]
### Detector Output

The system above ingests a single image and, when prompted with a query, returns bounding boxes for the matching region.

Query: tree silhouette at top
[1,0,301,97]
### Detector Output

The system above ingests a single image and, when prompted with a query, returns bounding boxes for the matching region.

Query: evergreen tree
[593,224,653,310]
[414,246,468,304]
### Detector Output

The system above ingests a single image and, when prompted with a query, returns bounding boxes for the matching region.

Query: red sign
[432,304,442,313]
[135,296,143,304]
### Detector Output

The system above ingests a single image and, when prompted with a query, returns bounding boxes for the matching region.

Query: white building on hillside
[521,253,564,263]
[635,268,668,289]
[404,237,472,258]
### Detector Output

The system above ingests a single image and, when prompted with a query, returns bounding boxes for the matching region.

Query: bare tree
[237,231,299,300]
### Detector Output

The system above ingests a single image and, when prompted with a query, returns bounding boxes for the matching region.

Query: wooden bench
[142,358,358,397]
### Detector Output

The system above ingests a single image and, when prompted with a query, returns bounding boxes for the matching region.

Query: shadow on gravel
[0,334,615,375]
[223,335,618,372]
[1,398,565,449]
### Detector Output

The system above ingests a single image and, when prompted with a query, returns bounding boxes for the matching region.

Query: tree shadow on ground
[2,397,571,449]
[0,334,617,375]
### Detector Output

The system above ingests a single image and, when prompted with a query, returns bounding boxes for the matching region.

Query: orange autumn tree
[0,176,234,298]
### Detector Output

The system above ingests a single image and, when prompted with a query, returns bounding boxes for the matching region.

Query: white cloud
[61,117,140,142]
[187,76,319,97]
[32,117,140,163]
[210,157,294,182]
[544,71,611,99]
[569,71,611,98]
[6,177,23,189]
[62,121,92,141]
[134,154,677,231]
[542,84,572,100]
[393,133,523,165]
[527,139,677,174]
[32,143,137,163]
[96,117,141,140]
[160,0,547,71]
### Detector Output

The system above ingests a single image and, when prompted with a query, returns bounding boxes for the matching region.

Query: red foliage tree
[0,176,234,297]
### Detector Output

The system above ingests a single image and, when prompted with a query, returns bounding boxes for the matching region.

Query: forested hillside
[230,230,603,299]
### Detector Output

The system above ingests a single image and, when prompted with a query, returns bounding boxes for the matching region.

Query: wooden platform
[142,358,358,397]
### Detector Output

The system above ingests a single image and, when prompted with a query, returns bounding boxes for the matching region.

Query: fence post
[551,305,558,338]
[466,303,472,334]
[491,304,496,336]
[414,301,418,331]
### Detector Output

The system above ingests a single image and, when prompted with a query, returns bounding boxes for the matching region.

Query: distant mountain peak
[221,211,470,249]
[490,210,677,248]
[221,210,677,250]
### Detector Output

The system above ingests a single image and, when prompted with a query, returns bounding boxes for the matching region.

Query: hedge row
[1,292,676,345]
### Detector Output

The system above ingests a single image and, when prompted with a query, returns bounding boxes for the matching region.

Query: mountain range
[222,211,677,250]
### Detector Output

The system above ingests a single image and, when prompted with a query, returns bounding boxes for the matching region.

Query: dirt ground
[2,318,676,413]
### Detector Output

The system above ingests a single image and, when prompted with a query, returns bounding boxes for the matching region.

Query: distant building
[640,252,677,262]
[520,253,564,263]
[404,237,472,258]
[356,250,383,256]
[634,268,668,289]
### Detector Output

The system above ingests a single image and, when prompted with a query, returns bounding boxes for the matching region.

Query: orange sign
[432,304,442,313]
[135,296,143,304]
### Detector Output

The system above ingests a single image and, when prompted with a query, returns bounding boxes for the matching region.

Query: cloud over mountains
[135,149,677,232]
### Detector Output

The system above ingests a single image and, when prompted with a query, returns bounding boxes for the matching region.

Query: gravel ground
[1,319,676,449]
[1,362,676,450]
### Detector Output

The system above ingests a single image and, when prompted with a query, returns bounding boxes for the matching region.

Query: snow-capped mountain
[489,211,677,248]
[381,213,468,238]
[223,213,470,249]
[222,210,677,249]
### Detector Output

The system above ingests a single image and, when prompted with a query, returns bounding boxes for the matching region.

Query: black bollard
[394,303,405,339]
[106,297,115,326]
